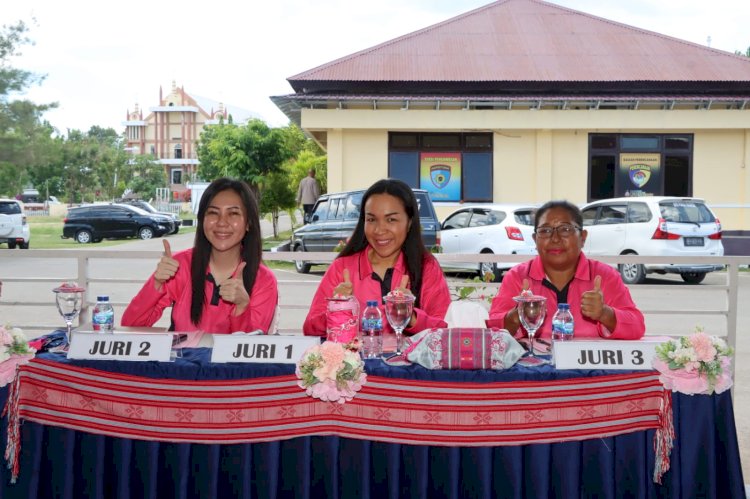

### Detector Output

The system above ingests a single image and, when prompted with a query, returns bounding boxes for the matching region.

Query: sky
[4,0,749,135]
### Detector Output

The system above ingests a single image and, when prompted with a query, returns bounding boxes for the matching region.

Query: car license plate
[683,237,704,247]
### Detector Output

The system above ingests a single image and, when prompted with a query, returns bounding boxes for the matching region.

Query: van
[580,196,724,284]
[291,188,440,273]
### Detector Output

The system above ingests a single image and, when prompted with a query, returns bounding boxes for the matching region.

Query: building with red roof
[273,0,750,232]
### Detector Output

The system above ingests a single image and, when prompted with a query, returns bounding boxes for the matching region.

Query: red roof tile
[289,0,750,84]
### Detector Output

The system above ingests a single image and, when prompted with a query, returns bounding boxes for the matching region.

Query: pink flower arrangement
[652,328,733,395]
[0,325,36,388]
[296,341,367,404]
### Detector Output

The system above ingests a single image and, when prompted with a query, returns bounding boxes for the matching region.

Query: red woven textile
[5,358,672,481]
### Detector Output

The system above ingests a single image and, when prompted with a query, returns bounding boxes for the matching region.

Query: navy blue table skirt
[0,348,744,498]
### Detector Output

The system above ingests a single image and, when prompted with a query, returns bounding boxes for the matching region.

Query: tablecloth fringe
[3,373,22,483]
[653,389,674,484]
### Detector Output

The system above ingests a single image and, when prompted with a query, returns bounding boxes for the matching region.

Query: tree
[197,118,293,191]
[125,155,167,200]
[0,20,57,195]
[258,170,297,237]
[287,149,328,198]
[735,46,750,57]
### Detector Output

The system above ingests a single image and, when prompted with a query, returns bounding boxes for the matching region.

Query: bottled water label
[93,306,115,333]
[551,320,574,341]
[363,318,383,332]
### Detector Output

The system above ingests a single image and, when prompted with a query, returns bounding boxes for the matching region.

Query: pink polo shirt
[488,253,645,340]
[303,247,450,338]
[122,248,278,334]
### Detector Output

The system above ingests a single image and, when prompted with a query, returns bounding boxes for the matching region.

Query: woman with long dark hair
[303,179,450,341]
[123,177,278,333]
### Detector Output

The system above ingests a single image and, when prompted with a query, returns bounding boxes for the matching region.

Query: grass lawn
[26,216,197,249]
[26,216,296,259]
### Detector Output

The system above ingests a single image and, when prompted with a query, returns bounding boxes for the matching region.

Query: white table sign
[553,338,669,370]
[211,335,320,364]
[67,332,173,362]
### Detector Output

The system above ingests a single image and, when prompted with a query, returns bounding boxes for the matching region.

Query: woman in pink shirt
[122,178,278,334]
[303,179,450,343]
[489,200,644,340]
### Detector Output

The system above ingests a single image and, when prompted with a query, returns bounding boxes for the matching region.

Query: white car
[580,196,724,284]
[0,199,30,249]
[439,204,537,281]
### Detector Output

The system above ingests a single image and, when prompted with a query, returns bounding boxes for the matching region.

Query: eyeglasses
[534,224,581,239]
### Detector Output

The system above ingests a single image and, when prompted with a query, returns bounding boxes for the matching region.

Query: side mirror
[312,215,319,222]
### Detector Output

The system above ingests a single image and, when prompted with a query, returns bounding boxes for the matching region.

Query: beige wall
[303,108,750,229]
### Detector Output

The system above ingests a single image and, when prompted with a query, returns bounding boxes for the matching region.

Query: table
[0,346,745,499]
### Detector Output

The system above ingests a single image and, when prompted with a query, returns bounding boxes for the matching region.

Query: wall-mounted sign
[618,153,661,197]
[420,152,461,202]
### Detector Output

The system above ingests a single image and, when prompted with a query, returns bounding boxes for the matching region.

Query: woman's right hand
[154,239,179,290]
[505,279,531,335]
[332,268,353,297]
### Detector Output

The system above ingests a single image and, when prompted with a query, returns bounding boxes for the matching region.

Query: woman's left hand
[394,275,418,328]
[394,275,413,297]
[221,262,250,314]
[581,275,605,321]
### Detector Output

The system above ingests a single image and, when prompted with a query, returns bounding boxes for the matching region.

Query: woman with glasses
[488,200,644,340]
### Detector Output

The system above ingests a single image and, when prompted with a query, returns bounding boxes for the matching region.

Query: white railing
[1,250,746,358]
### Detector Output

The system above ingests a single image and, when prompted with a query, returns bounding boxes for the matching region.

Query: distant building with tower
[123,81,258,199]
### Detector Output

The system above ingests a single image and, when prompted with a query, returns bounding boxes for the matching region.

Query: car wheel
[7,240,16,249]
[19,241,29,249]
[619,261,646,285]
[138,227,154,240]
[75,230,92,244]
[294,245,311,274]
[681,272,706,284]
[478,255,502,282]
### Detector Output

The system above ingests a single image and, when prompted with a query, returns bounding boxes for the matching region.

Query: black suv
[62,204,175,243]
[292,188,440,273]
[121,200,181,234]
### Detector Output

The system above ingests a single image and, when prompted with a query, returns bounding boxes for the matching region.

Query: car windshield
[0,202,21,215]
[659,201,715,223]
[121,205,150,215]
[137,202,157,213]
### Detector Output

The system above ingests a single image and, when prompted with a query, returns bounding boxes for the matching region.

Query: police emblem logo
[628,165,652,188]
[430,164,451,189]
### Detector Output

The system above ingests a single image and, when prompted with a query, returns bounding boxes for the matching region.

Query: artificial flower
[0,325,36,388]
[653,327,733,395]
[296,341,367,404]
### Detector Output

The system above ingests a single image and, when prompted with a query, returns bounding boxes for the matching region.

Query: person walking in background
[297,169,321,224]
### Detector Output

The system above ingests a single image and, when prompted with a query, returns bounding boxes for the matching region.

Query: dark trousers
[302,204,315,224]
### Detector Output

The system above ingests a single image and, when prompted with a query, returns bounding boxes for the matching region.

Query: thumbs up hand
[221,262,250,313]
[333,268,353,297]
[154,239,180,290]
[518,278,532,297]
[393,275,414,297]
[581,275,605,321]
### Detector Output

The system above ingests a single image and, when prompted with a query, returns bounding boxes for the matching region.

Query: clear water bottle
[92,296,115,333]
[361,300,383,358]
[551,303,574,341]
